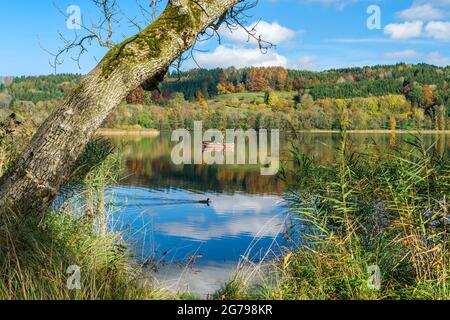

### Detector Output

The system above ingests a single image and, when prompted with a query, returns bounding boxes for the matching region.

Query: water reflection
[108,186,286,296]
[155,261,240,297]
[107,131,449,296]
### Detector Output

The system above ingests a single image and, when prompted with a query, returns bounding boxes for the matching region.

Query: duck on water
[198,198,211,206]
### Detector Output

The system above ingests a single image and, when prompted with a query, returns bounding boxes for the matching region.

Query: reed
[0,137,179,300]
[223,125,449,300]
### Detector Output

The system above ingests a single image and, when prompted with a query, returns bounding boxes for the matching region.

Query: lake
[104,131,449,297]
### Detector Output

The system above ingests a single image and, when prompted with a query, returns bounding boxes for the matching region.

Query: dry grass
[222,125,449,300]
[0,137,181,300]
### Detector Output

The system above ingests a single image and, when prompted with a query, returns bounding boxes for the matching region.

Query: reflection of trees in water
[113,133,450,194]
[289,132,449,162]
[123,157,286,194]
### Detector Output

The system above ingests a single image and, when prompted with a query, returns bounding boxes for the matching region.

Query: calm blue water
[104,132,449,295]
[107,186,287,295]
[102,133,291,295]
[109,186,286,260]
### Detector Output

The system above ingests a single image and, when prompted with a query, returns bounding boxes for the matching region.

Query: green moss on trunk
[100,3,203,77]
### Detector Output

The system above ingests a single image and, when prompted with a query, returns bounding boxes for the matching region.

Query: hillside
[161,63,450,101]
[1,64,449,131]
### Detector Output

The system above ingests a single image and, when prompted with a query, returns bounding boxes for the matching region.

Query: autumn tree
[245,67,287,92]
[216,82,228,95]
[423,85,435,107]
[196,91,208,109]
[264,90,279,107]
[227,82,236,93]
[126,86,145,104]
[236,82,246,93]
[292,77,305,93]
[406,85,425,108]
[440,106,447,130]
[246,68,270,91]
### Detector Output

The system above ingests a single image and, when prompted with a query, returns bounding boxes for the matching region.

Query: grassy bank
[220,128,449,300]
[0,211,169,300]
[0,131,179,299]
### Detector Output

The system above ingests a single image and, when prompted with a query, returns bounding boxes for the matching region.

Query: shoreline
[96,128,450,136]
[96,128,160,136]
[296,129,450,134]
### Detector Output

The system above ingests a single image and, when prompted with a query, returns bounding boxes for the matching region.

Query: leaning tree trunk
[0,0,240,217]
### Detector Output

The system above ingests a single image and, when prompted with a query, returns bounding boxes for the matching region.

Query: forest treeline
[1,63,449,131]
[161,63,449,102]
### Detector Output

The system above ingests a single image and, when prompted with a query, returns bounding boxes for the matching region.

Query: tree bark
[0,0,240,217]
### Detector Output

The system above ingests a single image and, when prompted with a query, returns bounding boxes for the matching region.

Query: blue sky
[0,0,449,76]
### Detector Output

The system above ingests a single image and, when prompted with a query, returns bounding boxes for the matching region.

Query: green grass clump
[281,131,447,299]
[0,210,154,300]
[0,138,180,300]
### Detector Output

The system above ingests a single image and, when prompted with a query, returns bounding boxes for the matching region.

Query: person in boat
[203,142,235,149]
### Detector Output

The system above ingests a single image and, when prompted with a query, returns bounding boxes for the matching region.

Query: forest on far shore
[1,63,449,131]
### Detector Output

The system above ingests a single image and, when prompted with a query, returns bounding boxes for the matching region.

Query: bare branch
[44,0,273,75]
[177,0,274,73]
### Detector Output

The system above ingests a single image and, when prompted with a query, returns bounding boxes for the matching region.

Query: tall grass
[221,119,449,300]
[0,115,33,177]
[0,132,177,300]
[285,129,447,299]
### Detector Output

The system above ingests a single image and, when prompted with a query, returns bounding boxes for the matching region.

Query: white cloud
[383,1,450,42]
[220,21,296,46]
[384,50,419,59]
[193,45,288,69]
[194,21,296,70]
[290,55,319,70]
[426,51,450,65]
[381,50,450,66]
[384,21,423,40]
[397,4,446,21]
[157,194,285,241]
[208,194,282,215]
[425,21,450,40]
[159,215,284,241]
